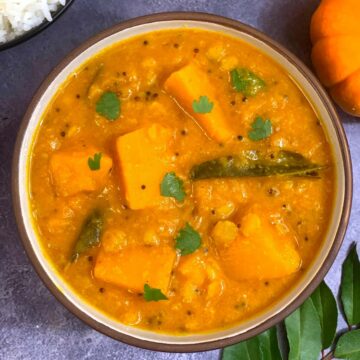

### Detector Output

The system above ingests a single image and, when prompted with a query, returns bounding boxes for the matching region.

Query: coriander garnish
[175,223,201,256]
[192,95,214,114]
[143,284,168,302]
[160,172,186,202]
[96,91,120,120]
[88,152,102,171]
[248,116,272,141]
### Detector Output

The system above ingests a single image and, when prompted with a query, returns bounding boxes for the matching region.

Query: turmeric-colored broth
[30,29,334,334]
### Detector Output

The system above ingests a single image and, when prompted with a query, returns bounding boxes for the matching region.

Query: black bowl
[0,0,74,51]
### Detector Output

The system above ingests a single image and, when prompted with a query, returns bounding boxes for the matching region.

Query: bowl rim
[12,11,353,353]
[0,0,75,52]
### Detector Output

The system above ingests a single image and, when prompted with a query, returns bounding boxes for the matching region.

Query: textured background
[0,0,359,359]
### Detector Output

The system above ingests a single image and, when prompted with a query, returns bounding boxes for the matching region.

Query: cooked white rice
[0,0,66,44]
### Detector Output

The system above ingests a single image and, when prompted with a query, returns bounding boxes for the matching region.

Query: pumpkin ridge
[311,35,360,87]
[311,0,360,116]
[331,69,360,116]
[311,0,360,43]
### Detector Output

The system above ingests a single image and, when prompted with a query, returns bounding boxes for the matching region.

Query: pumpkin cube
[164,63,234,142]
[49,148,112,197]
[94,243,176,294]
[218,211,301,280]
[115,124,173,210]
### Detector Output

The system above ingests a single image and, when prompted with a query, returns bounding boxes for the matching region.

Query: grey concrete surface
[0,0,359,359]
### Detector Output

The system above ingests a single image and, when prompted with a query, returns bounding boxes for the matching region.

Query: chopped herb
[192,96,214,114]
[230,68,265,97]
[88,152,102,171]
[160,172,185,202]
[248,116,272,141]
[143,284,168,302]
[96,91,120,121]
[175,223,201,256]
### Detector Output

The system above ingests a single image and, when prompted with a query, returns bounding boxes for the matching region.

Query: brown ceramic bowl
[12,12,352,352]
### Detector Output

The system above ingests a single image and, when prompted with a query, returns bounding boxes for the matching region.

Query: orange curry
[29,29,334,333]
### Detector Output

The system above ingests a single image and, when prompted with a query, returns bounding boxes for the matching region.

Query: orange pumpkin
[311,0,360,116]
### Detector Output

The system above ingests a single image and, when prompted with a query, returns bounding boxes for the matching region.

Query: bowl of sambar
[12,12,352,352]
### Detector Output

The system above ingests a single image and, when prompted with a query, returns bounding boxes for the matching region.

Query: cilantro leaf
[96,91,120,120]
[192,96,214,114]
[248,116,272,141]
[230,68,265,97]
[143,284,168,302]
[88,152,102,170]
[175,223,201,256]
[160,172,186,202]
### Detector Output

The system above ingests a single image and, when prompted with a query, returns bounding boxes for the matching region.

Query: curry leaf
[311,281,338,349]
[160,172,186,202]
[175,223,201,256]
[143,284,168,302]
[248,116,272,141]
[230,68,265,97]
[340,244,360,326]
[192,95,214,114]
[190,150,324,180]
[284,297,322,360]
[334,329,360,360]
[71,210,103,262]
[96,91,120,120]
[88,152,102,171]
[222,327,282,360]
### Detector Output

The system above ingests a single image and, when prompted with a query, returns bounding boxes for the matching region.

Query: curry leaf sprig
[221,243,360,360]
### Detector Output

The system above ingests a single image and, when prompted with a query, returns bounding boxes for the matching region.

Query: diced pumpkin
[218,211,301,280]
[177,253,225,303]
[178,254,207,286]
[164,63,233,142]
[94,244,176,293]
[115,124,173,209]
[49,148,112,197]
